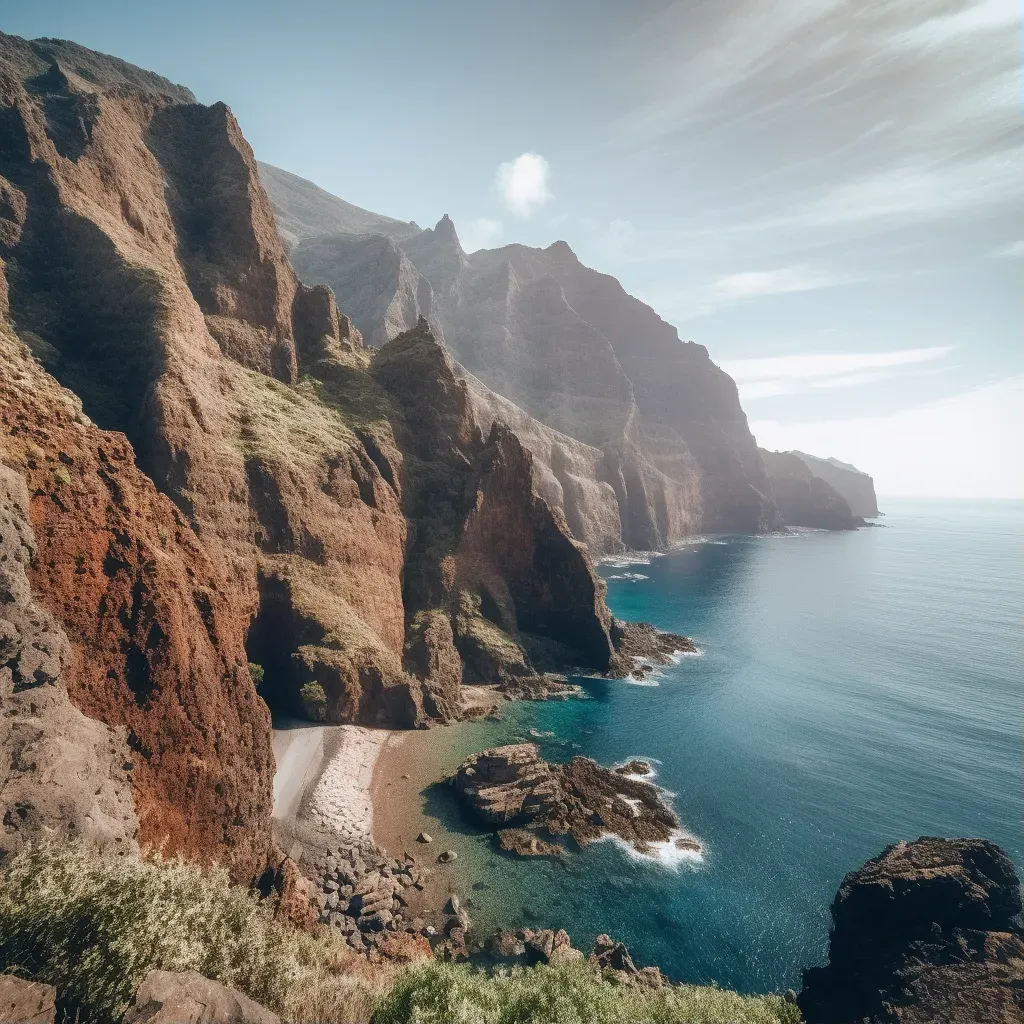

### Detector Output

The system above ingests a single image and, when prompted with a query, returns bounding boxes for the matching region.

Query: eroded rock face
[451,743,688,856]
[0,33,623,871]
[373,320,615,685]
[0,325,269,876]
[799,837,1024,1024]
[760,449,862,531]
[0,458,139,863]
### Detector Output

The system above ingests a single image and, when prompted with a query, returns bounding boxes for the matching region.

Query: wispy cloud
[496,153,553,217]
[461,217,503,253]
[707,266,842,303]
[751,375,1024,498]
[991,240,1024,259]
[723,345,953,401]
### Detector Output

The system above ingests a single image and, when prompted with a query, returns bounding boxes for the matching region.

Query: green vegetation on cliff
[0,846,799,1024]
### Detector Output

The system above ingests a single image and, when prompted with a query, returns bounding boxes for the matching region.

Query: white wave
[621,674,660,687]
[612,755,663,782]
[592,829,705,870]
[667,646,703,663]
[608,572,650,581]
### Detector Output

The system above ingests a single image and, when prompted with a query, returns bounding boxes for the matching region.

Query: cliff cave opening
[245,573,305,720]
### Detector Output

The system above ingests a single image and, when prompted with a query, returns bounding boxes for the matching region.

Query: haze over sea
[423,499,1023,993]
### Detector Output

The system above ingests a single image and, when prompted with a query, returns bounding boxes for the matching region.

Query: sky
[2,0,1021,497]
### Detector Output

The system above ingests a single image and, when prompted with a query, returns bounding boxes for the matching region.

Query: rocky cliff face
[760,450,861,531]
[276,177,783,546]
[800,837,1024,1024]
[0,34,618,871]
[793,452,879,518]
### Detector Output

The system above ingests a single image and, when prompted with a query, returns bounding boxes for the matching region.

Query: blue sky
[2,0,1021,495]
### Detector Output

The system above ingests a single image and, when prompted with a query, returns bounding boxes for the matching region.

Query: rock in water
[451,743,687,855]
[799,837,1024,1023]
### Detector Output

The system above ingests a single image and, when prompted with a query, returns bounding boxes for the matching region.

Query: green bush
[372,960,801,1024]
[300,679,329,721]
[0,845,376,1023]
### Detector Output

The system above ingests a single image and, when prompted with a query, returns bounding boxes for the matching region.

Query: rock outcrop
[760,450,862,531]
[123,970,280,1024]
[451,743,695,856]
[799,837,1024,1024]
[793,451,879,518]
[0,974,57,1024]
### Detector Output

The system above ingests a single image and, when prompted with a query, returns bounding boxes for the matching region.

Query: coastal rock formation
[799,837,1024,1024]
[451,743,691,856]
[760,450,862,531]
[373,320,615,691]
[0,32,622,876]
[793,451,879,518]
[269,168,784,546]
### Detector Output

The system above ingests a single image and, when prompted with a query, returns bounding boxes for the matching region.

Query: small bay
[409,499,1024,993]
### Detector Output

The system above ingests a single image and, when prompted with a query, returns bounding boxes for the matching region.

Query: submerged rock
[799,837,1024,1023]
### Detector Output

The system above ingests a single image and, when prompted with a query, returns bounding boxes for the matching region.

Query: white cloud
[893,0,1018,48]
[751,375,1024,498]
[991,240,1024,259]
[707,266,841,303]
[812,371,887,390]
[460,217,503,253]
[496,152,553,217]
[722,346,952,384]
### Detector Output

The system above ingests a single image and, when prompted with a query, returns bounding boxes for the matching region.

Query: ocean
[416,499,1024,993]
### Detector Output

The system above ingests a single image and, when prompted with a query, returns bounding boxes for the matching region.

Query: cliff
[793,452,879,518]
[272,175,783,547]
[800,837,1024,1023]
[0,33,618,872]
[760,450,862,531]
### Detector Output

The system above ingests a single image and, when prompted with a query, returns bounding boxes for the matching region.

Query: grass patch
[0,845,378,1023]
[373,960,801,1024]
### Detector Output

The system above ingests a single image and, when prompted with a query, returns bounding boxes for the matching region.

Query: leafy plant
[300,679,329,721]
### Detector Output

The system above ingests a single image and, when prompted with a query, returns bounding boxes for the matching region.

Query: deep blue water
[428,500,1024,993]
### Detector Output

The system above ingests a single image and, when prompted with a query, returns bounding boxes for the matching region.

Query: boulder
[0,976,56,1024]
[452,744,687,856]
[799,837,1024,1024]
[123,970,279,1023]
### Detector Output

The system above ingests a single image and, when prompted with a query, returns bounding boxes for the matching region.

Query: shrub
[372,960,801,1024]
[300,680,329,721]
[0,845,377,1023]
[248,661,266,692]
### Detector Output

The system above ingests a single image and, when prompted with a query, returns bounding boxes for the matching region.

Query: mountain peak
[546,239,577,261]
[434,213,458,240]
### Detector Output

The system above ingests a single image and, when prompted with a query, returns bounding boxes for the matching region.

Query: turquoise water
[429,500,1023,993]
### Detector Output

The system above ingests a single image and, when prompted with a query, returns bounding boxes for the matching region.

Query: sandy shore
[272,720,389,842]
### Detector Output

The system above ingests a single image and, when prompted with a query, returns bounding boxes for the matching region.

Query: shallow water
[417,499,1024,993]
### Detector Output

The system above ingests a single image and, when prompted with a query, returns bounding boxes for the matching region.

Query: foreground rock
[0,975,56,1024]
[123,970,279,1024]
[799,837,1024,1024]
[451,743,691,856]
